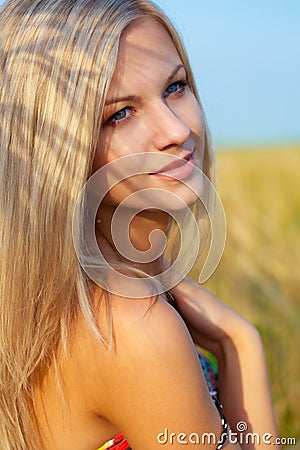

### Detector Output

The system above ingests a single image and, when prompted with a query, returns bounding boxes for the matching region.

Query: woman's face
[93,17,205,209]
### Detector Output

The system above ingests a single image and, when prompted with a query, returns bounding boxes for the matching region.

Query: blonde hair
[0,0,214,448]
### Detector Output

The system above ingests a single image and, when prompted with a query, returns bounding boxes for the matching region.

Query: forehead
[109,18,182,92]
[119,17,179,59]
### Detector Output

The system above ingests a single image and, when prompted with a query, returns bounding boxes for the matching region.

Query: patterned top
[97,352,222,450]
[98,433,131,450]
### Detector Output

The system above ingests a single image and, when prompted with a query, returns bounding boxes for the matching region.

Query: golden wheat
[201,146,300,439]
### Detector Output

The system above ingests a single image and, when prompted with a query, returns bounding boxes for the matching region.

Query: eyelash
[163,79,187,97]
[106,107,134,127]
[105,79,188,127]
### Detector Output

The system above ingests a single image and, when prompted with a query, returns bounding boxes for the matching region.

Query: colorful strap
[97,433,131,450]
[212,394,229,449]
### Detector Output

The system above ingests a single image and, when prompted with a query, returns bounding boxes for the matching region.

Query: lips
[150,153,195,181]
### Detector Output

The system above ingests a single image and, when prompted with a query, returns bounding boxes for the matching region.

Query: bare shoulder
[78,288,197,377]
[71,288,233,449]
[66,286,243,449]
[106,291,192,350]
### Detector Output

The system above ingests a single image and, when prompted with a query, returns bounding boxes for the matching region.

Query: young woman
[0,1,279,449]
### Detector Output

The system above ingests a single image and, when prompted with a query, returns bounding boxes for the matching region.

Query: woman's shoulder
[56,287,225,449]
[75,288,195,370]
[69,287,196,401]
[77,289,224,448]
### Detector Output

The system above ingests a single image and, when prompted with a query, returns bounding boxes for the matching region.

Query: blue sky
[155,0,300,145]
[1,0,299,145]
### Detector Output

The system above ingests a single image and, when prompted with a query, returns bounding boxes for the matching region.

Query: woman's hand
[169,277,256,360]
[170,277,280,447]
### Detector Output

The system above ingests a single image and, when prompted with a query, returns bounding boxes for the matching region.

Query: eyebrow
[104,64,186,106]
[166,63,186,85]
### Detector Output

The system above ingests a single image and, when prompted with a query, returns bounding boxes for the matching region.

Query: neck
[96,205,169,276]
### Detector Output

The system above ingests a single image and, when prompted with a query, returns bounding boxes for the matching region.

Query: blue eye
[107,107,132,125]
[164,80,187,96]
[112,107,130,122]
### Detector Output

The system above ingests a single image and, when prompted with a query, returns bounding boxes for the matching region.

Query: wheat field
[201,146,300,440]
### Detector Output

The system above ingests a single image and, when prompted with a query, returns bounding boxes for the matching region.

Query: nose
[151,102,190,150]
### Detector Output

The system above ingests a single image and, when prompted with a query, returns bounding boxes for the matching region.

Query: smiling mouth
[150,153,195,181]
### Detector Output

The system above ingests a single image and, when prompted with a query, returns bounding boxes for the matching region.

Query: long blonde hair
[0,0,214,448]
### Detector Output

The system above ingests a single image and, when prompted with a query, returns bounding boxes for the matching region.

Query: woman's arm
[170,278,279,449]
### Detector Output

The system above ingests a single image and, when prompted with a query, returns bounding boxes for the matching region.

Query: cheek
[92,132,150,198]
[94,127,148,172]
[92,131,109,173]
[183,98,206,168]
[176,93,205,133]
[93,131,127,174]
[183,96,205,137]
